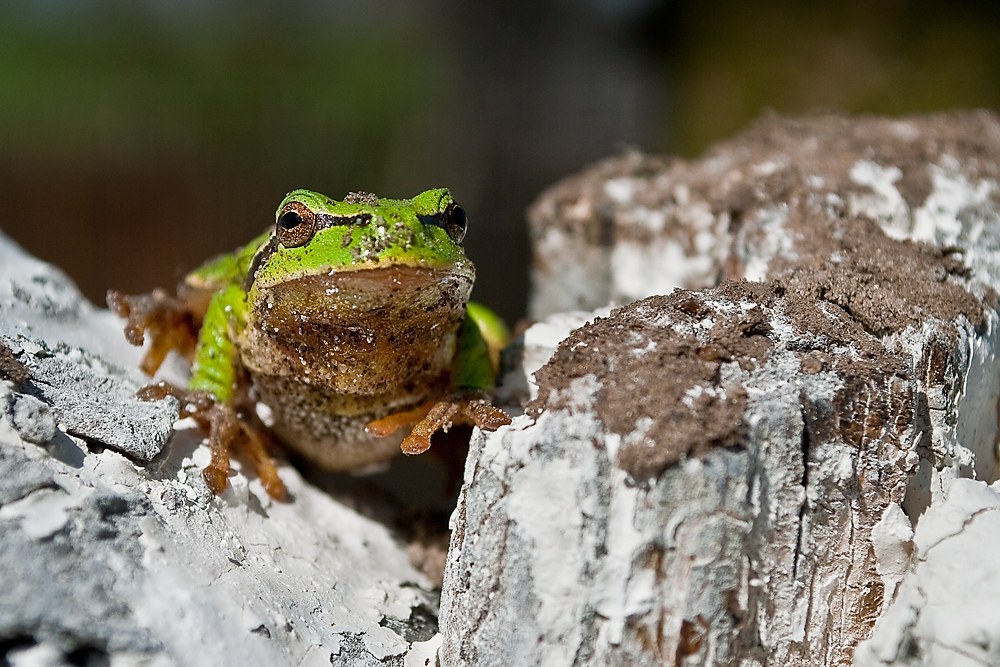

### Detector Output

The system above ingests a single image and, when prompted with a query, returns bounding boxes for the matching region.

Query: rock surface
[441,112,1000,666]
[0,232,441,667]
[0,235,178,460]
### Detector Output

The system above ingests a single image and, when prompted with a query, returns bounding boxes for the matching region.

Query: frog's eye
[442,203,468,243]
[276,202,317,248]
[418,201,467,243]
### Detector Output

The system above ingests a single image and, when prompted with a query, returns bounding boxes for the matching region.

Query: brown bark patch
[528,283,779,479]
[529,280,916,480]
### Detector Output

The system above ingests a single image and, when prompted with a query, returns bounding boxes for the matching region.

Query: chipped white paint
[592,466,645,648]
[955,308,1000,483]
[604,178,637,204]
[870,503,914,615]
[507,454,588,663]
[625,206,667,233]
[405,634,443,667]
[912,159,995,244]
[363,625,409,660]
[739,207,796,281]
[531,227,611,317]
[888,120,920,141]
[753,160,785,177]
[610,239,713,302]
[848,159,910,238]
[851,154,999,248]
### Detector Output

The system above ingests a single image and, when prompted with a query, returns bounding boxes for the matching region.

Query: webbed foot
[202,403,287,500]
[136,382,287,500]
[366,392,511,456]
[107,288,201,376]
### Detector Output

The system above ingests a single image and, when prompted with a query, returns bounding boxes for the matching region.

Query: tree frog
[108,189,511,500]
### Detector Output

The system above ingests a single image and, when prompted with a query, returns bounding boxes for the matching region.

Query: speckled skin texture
[239,266,472,469]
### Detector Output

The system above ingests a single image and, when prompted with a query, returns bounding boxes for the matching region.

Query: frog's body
[110,188,509,498]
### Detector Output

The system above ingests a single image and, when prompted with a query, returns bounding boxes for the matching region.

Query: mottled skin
[109,188,510,499]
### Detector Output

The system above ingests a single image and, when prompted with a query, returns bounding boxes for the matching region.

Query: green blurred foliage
[0,1,441,175]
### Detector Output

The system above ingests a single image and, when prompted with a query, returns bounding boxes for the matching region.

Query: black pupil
[279,210,303,230]
[448,205,467,231]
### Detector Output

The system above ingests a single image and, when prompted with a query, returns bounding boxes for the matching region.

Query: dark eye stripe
[418,203,467,243]
[242,235,279,292]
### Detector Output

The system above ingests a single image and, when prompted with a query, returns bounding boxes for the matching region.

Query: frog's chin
[252,264,472,315]
[239,265,473,394]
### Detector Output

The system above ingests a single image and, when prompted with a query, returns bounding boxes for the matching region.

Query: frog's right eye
[276,202,317,247]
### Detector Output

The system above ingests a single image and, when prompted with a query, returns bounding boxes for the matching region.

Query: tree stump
[440,112,1000,666]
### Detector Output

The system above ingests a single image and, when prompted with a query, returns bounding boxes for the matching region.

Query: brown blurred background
[2,0,999,325]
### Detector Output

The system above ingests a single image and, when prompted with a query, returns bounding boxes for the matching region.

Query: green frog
[108,188,511,500]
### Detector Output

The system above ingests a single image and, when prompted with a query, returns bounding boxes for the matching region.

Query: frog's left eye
[276,202,317,248]
[418,201,467,243]
[443,203,468,243]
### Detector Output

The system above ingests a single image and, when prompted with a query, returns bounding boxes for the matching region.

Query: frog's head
[239,189,477,391]
[248,188,473,290]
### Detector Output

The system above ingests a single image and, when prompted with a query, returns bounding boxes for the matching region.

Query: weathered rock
[8,387,56,445]
[442,112,1000,666]
[527,111,1000,323]
[0,232,442,666]
[0,231,177,459]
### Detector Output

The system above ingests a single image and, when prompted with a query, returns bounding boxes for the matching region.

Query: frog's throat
[238,265,473,396]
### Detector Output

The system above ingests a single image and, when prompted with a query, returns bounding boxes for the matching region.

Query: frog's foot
[202,403,238,495]
[366,393,512,456]
[239,423,287,501]
[135,381,214,413]
[107,288,200,376]
[201,403,288,501]
[135,384,286,500]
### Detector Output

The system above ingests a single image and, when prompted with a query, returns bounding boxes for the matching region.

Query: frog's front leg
[187,287,287,499]
[139,381,287,499]
[202,403,287,500]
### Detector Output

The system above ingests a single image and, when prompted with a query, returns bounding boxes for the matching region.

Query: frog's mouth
[240,265,474,393]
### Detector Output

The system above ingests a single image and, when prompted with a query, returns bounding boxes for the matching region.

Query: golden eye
[276,201,317,247]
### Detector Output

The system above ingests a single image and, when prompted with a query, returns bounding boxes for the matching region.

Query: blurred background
[2,0,999,324]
